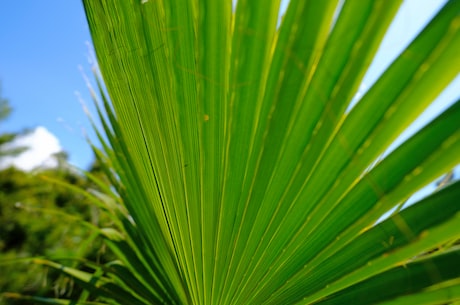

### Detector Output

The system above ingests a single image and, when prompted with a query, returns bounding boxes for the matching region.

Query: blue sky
[0,0,459,171]
[0,1,96,169]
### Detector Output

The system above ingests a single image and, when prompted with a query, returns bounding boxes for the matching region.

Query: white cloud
[0,126,63,172]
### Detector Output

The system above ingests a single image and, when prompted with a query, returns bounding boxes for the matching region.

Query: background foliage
[0,98,112,304]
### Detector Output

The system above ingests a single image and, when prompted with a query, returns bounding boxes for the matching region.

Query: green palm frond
[9,0,460,304]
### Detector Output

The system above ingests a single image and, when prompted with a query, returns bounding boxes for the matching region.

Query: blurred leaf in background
[0,84,27,159]
[0,84,11,122]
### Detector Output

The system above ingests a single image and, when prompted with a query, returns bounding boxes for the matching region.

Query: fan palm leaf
[10,0,460,304]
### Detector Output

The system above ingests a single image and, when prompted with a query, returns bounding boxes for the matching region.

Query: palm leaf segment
[78,0,460,304]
